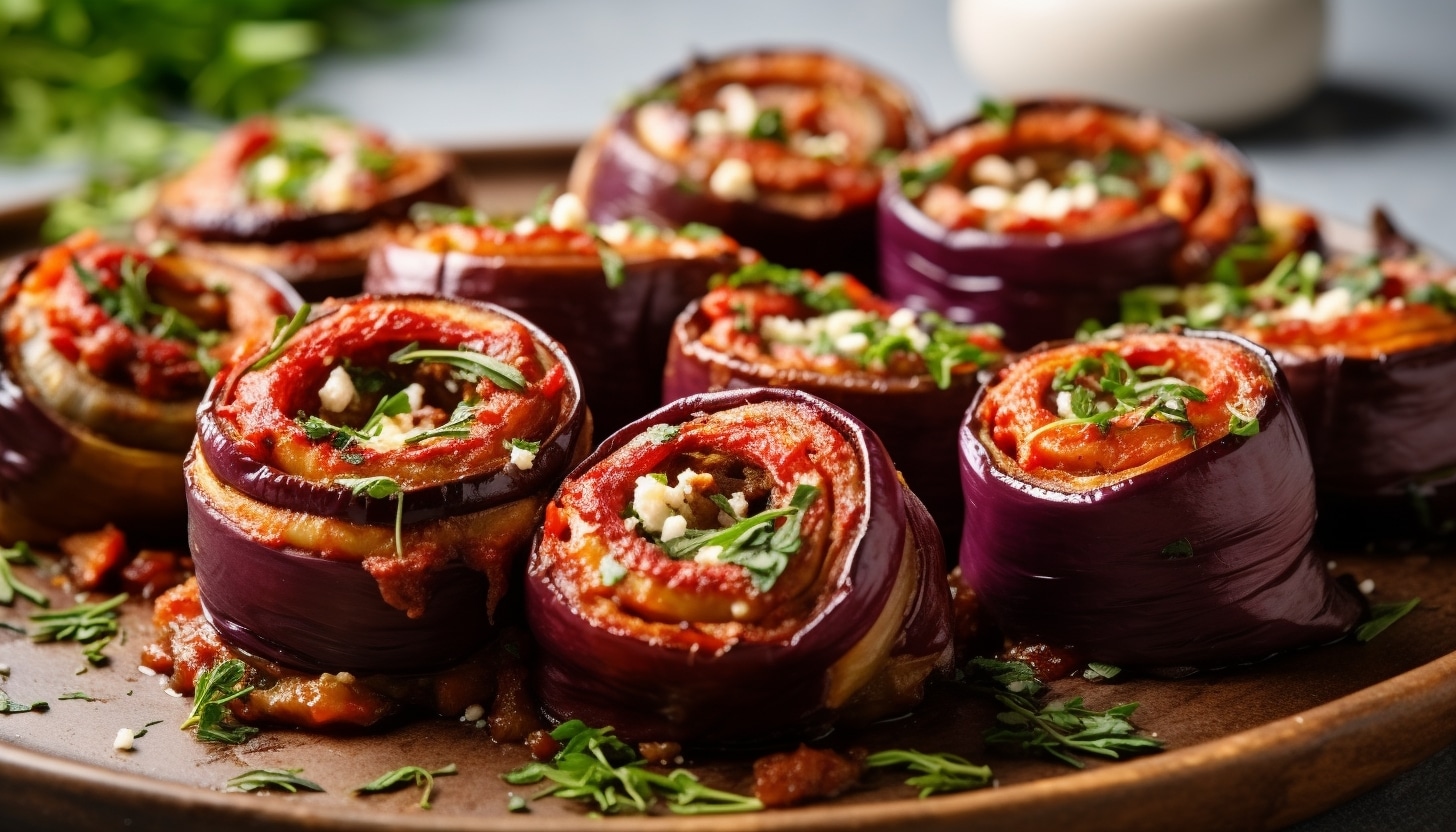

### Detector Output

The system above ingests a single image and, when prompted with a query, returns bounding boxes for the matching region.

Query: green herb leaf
[647,484,820,592]
[899,158,953,199]
[1227,410,1261,437]
[502,721,761,815]
[0,542,47,607]
[1161,538,1195,559]
[337,476,405,559]
[677,223,723,241]
[720,261,854,314]
[404,401,479,445]
[181,659,257,745]
[599,554,627,587]
[596,238,627,289]
[0,691,48,714]
[508,438,541,453]
[389,344,526,392]
[249,304,312,371]
[58,691,98,701]
[1356,598,1420,643]
[227,768,324,794]
[747,108,787,143]
[864,750,993,798]
[979,98,1017,128]
[1083,662,1122,681]
[507,793,529,812]
[29,593,126,663]
[354,764,458,810]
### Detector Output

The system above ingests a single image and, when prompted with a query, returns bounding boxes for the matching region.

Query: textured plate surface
[1,149,1452,831]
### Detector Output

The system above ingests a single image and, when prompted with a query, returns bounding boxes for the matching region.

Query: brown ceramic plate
[1,149,1453,832]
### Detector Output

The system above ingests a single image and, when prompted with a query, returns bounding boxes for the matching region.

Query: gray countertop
[2,0,1453,827]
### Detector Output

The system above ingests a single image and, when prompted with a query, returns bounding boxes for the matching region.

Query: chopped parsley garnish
[1356,598,1419,643]
[508,438,541,453]
[298,388,413,451]
[337,476,405,559]
[71,255,223,364]
[354,764,457,810]
[965,658,1163,768]
[1227,408,1261,437]
[1083,662,1122,682]
[227,768,325,794]
[181,659,258,745]
[1022,352,1208,447]
[409,202,484,227]
[58,691,98,701]
[598,554,627,587]
[719,262,855,314]
[405,400,480,445]
[0,691,48,714]
[0,542,46,607]
[979,98,1017,128]
[29,592,125,664]
[388,342,526,392]
[645,484,820,593]
[898,157,952,199]
[677,222,723,241]
[502,720,762,815]
[747,108,787,143]
[864,750,993,798]
[596,238,627,289]
[249,303,312,371]
[645,424,680,444]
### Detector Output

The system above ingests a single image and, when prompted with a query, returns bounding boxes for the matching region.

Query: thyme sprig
[29,593,126,664]
[502,720,762,815]
[226,768,324,794]
[181,659,258,745]
[249,303,312,371]
[864,750,993,798]
[965,658,1163,769]
[389,342,526,392]
[0,542,46,607]
[404,400,480,445]
[337,476,405,559]
[354,764,458,810]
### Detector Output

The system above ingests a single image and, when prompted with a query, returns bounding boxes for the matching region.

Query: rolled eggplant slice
[960,330,1361,668]
[880,99,1256,348]
[191,295,589,675]
[570,49,926,281]
[1120,209,1456,544]
[137,115,463,298]
[0,231,299,542]
[365,199,746,435]
[663,261,1004,549]
[527,388,953,744]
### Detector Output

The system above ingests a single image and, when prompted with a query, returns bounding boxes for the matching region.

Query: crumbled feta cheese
[598,221,633,246]
[727,492,749,519]
[834,331,870,355]
[403,383,424,411]
[668,238,698,259]
[0,663,8,676]
[823,309,873,341]
[967,185,1011,212]
[510,444,537,470]
[164,687,182,698]
[1014,156,1038,180]
[798,131,849,161]
[1055,390,1073,418]
[709,159,757,202]
[1044,186,1074,220]
[137,665,156,676]
[636,102,691,156]
[971,154,1017,188]
[252,155,289,190]
[730,601,751,620]
[632,476,673,533]
[1071,180,1100,211]
[114,728,135,751]
[1014,178,1052,217]
[694,545,724,564]
[335,672,356,684]
[1327,560,1338,570]
[548,193,588,232]
[513,217,539,236]
[311,152,362,212]
[1065,159,1097,185]
[888,308,918,330]
[661,514,688,542]
[1359,578,1376,595]
[623,516,640,531]
[461,704,485,722]
[693,108,729,138]
[717,84,759,134]
[317,365,357,413]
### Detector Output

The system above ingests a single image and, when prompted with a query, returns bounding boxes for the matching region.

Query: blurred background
[0,0,1452,245]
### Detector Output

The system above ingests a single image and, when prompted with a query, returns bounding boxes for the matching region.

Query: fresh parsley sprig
[864,750,993,798]
[298,388,414,451]
[354,764,458,810]
[0,543,46,607]
[181,659,258,745]
[502,720,762,815]
[337,476,405,559]
[647,484,821,593]
[1356,598,1420,643]
[405,400,480,445]
[720,262,854,315]
[249,304,312,371]
[227,768,325,794]
[29,593,126,664]
[1022,351,1207,448]
[966,658,1163,769]
[898,157,952,199]
[389,342,526,392]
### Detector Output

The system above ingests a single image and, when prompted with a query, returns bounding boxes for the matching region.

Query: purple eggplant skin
[574,113,885,282]
[1276,341,1456,546]
[365,243,739,436]
[878,188,1186,350]
[196,295,588,526]
[663,298,980,555]
[525,387,953,745]
[958,330,1363,668]
[185,453,494,676]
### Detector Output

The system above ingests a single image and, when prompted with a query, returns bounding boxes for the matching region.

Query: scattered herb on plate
[864,750,993,798]
[227,768,325,794]
[354,764,457,809]
[181,659,258,745]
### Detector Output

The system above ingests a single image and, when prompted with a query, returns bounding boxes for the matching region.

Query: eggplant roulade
[137,115,462,299]
[663,261,1004,547]
[365,198,746,434]
[960,330,1361,668]
[186,296,589,700]
[569,49,926,281]
[0,231,299,542]
[879,99,1256,348]
[1122,210,1456,545]
[527,388,953,744]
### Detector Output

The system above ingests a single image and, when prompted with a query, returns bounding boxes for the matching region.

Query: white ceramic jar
[950,0,1327,130]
